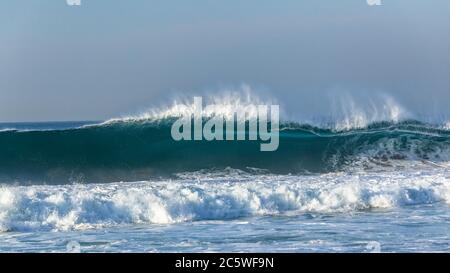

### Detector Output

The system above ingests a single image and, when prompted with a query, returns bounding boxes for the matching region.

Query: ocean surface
[0,116,449,252]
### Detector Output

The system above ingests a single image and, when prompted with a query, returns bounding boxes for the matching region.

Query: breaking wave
[1,91,450,184]
[1,91,450,233]
[1,170,449,232]
[1,120,450,184]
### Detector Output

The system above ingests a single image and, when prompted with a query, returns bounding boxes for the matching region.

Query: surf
[1,118,450,184]
[1,169,449,232]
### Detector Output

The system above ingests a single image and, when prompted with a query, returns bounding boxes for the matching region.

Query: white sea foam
[1,170,449,232]
[444,122,450,130]
[0,128,16,132]
[103,85,276,124]
[99,86,418,131]
[328,93,407,131]
[342,133,450,171]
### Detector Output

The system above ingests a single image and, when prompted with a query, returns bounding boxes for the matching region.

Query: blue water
[0,204,448,253]
[0,121,97,131]
[0,121,449,252]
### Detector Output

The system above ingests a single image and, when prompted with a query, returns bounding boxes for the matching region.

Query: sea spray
[170,97,280,152]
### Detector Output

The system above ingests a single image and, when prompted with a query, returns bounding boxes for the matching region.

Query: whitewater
[0,92,449,252]
[0,169,449,252]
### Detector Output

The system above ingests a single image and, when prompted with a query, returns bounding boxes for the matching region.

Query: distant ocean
[1,100,449,252]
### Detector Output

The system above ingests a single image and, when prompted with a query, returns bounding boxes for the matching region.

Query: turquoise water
[1,120,450,183]
[0,121,449,252]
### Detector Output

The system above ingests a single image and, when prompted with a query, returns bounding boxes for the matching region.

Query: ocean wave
[0,128,16,132]
[2,89,450,183]
[103,88,274,124]
[1,119,450,184]
[101,89,410,131]
[1,170,449,232]
[2,89,450,133]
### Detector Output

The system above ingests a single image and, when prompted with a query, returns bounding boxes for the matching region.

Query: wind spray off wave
[169,96,279,152]
[1,91,450,184]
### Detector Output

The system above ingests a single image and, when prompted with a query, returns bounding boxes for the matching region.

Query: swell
[1,119,450,184]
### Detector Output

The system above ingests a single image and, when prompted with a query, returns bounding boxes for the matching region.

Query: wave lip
[0,170,449,232]
[1,91,450,183]
[1,119,450,184]
[103,88,275,124]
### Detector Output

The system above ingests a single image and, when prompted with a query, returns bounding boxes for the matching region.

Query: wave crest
[103,85,277,124]
[101,87,414,131]
[1,119,450,183]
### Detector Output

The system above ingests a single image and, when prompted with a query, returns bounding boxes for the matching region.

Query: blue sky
[1,0,450,121]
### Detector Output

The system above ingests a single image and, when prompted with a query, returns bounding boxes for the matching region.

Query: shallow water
[0,204,448,253]
[0,170,449,252]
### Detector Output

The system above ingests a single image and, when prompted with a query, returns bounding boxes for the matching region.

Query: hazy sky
[1,0,449,122]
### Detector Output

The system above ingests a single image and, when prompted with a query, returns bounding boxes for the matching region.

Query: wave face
[1,170,449,232]
[1,119,450,184]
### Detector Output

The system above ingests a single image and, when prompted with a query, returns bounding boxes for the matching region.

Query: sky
[1,0,450,122]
